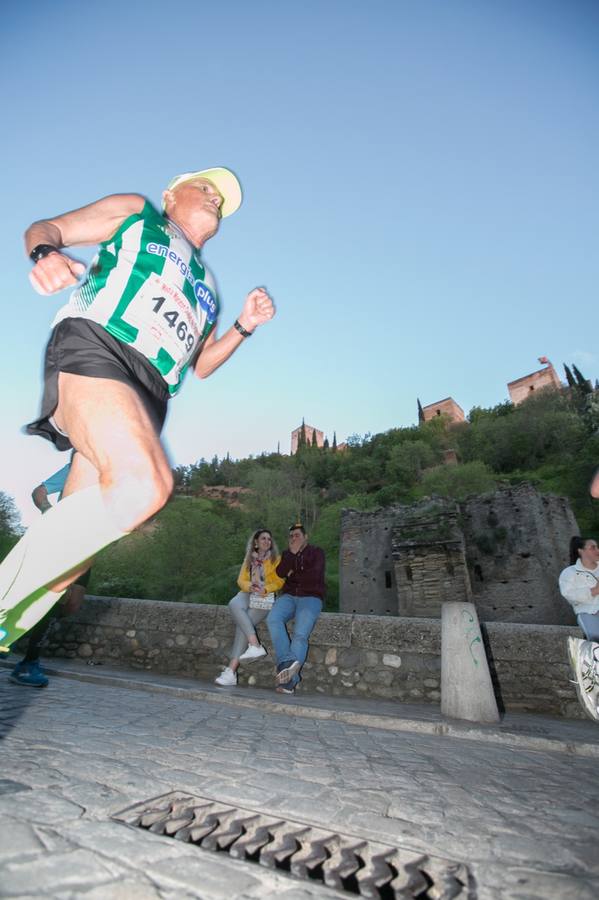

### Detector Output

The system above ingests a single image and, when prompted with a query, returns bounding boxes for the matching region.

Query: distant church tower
[291,420,324,454]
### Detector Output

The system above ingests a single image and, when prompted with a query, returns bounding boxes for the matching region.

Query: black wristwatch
[233,319,253,338]
[29,244,60,264]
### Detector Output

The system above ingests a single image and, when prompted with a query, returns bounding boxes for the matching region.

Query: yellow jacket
[237,556,285,594]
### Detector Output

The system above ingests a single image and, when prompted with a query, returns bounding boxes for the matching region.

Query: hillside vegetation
[2,385,599,610]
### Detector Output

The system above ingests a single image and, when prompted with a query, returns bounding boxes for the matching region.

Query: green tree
[91,497,246,603]
[0,491,21,560]
[298,419,307,449]
[244,465,320,538]
[385,440,439,487]
[572,364,591,393]
[457,390,585,472]
[468,400,514,424]
[563,364,576,389]
[416,461,497,501]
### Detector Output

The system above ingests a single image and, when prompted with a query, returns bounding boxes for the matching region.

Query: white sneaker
[568,637,599,722]
[239,644,267,662]
[214,667,237,686]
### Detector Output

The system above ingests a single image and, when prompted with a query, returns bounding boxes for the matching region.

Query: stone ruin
[339,484,578,625]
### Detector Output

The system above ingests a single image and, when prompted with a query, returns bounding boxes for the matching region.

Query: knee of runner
[108,465,173,530]
[140,466,173,517]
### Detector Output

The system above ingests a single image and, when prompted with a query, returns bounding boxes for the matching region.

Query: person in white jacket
[559,536,599,640]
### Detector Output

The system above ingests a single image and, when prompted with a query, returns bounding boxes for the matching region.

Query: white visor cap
[164,167,242,218]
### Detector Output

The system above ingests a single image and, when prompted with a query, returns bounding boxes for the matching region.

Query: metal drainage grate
[113,791,473,898]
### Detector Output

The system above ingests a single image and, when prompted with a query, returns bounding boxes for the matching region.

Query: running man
[0,167,274,650]
[11,459,91,686]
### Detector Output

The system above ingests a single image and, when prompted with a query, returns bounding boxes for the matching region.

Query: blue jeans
[267,594,322,687]
[578,613,599,641]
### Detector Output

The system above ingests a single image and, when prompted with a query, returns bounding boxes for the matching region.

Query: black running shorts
[26,318,170,451]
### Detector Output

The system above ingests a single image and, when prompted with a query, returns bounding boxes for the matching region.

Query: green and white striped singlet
[52,201,219,395]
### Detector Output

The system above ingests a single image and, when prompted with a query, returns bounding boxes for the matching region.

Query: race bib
[121,274,202,382]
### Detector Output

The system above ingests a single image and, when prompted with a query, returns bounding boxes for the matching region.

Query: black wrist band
[29,244,60,264]
[233,319,253,338]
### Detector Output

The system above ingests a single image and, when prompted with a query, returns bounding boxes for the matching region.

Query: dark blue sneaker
[10,660,49,687]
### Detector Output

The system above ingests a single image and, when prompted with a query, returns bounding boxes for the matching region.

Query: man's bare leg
[48,372,173,592]
[55,372,173,531]
[0,374,172,647]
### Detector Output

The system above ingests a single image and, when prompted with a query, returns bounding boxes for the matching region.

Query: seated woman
[558,536,599,640]
[215,529,284,686]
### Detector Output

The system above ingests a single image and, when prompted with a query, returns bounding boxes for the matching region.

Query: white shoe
[214,667,237,686]
[239,644,267,662]
[568,637,599,722]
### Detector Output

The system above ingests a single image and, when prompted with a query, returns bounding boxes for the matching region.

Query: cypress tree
[572,364,592,393]
[563,364,576,389]
[299,418,307,447]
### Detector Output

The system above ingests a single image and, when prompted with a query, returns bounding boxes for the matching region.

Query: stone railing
[35,596,584,719]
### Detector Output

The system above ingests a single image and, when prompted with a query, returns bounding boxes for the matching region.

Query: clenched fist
[237,287,275,333]
[29,251,87,296]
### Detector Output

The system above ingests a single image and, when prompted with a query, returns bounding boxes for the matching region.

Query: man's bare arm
[194,287,275,379]
[25,193,145,296]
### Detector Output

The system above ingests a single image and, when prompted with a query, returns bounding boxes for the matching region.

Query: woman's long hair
[242,529,279,570]
[569,535,594,566]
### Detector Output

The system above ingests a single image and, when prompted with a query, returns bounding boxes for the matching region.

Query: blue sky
[2,0,598,523]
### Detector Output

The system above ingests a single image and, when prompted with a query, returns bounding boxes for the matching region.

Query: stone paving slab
[1,660,599,899]
[2,656,597,758]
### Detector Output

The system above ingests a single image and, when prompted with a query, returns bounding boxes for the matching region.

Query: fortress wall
[393,542,471,617]
[339,509,398,615]
[462,485,577,624]
[340,486,578,625]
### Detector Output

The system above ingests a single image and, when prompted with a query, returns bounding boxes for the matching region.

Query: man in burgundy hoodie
[267,523,326,694]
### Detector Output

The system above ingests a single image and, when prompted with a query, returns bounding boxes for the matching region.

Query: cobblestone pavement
[0,662,598,900]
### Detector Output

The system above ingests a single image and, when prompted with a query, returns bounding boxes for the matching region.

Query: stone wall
[461,485,577,624]
[35,596,584,719]
[339,508,398,615]
[391,499,471,617]
[340,485,578,625]
[393,542,471,617]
